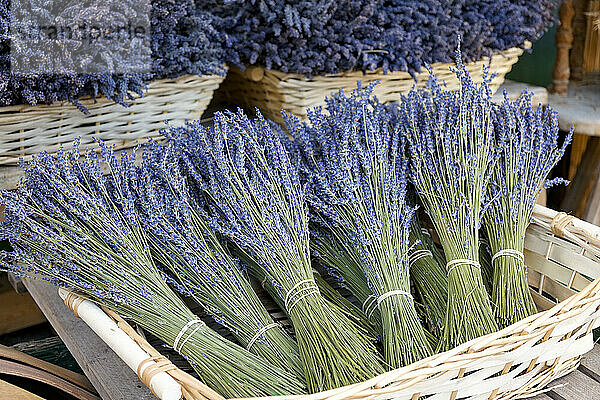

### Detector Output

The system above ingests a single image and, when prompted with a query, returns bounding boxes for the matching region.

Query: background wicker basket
[218,46,527,126]
[61,204,600,400]
[0,74,225,165]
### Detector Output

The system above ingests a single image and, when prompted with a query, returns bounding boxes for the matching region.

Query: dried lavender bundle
[484,92,572,328]
[311,232,383,336]
[135,141,304,380]
[408,215,448,338]
[398,56,499,350]
[287,86,432,369]
[165,113,384,392]
[0,143,305,397]
[312,270,379,340]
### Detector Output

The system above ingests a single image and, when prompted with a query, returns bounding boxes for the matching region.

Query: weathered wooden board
[0,379,45,400]
[561,136,600,217]
[548,83,600,137]
[23,278,155,400]
[546,369,600,400]
[0,288,46,336]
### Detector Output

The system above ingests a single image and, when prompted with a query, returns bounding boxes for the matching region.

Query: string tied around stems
[365,290,414,320]
[246,323,281,352]
[284,279,319,313]
[362,295,377,320]
[491,249,524,264]
[446,259,481,276]
[173,319,205,353]
[409,249,433,267]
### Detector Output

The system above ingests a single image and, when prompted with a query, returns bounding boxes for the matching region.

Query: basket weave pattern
[0,74,225,165]
[66,204,600,400]
[220,47,525,125]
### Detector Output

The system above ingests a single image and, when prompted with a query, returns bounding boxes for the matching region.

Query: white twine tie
[173,319,205,353]
[362,294,377,319]
[366,290,413,319]
[409,249,433,267]
[247,323,281,351]
[284,279,319,313]
[446,259,481,276]
[491,249,524,264]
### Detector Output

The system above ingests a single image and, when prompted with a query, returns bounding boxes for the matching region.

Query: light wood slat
[23,278,155,400]
[545,369,600,399]
[579,344,600,383]
[527,269,578,303]
[0,379,45,400]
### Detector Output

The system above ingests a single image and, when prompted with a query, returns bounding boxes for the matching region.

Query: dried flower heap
[398,57,499,349]
[165,112,384,392]
[484,92,572,327]
[0,143,305,397]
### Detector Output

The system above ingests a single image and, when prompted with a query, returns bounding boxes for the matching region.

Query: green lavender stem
[409,223,448,337]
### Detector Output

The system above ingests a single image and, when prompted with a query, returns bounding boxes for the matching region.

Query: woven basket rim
[0,72,227,112]
[91,204,600,400]
[232,43,531,82]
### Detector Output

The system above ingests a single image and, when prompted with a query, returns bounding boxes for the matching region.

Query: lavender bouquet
[484,92,572,327]
[398,56,498,349]
[164,112,384,392]
[135,140,304,380]
[0,143,305,397]
[287,85,432,368]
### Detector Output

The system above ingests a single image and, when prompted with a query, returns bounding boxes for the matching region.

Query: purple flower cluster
[486,92,573,229]
[159,112,310,289]
[395,50,500,349]
[210,0,556,76]
[0,1,228,110]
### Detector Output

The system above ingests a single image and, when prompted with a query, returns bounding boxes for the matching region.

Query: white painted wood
[57,289,182,400]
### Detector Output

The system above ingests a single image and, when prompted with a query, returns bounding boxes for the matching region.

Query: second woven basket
[219,46,526,125]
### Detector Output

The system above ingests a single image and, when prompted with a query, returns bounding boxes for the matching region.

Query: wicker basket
[219,46,527,125]
[63,204,600,400]
[0,74,225,165]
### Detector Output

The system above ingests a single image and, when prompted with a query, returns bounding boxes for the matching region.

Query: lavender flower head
[399,55,497,260]
[0,140,306,397]
[483,90,572,327]
[486,91,573,233]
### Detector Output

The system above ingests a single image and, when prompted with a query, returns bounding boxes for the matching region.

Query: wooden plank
[569,134,590,180]
[560,136,600,216]
[0,379,45,400]
[23,278,155,400]
[546,369,600,399]
[528,394,554,400]
[0,289,46,335]
[580,344,600,383]
[548,84,600,137]
[583,172,600,225]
